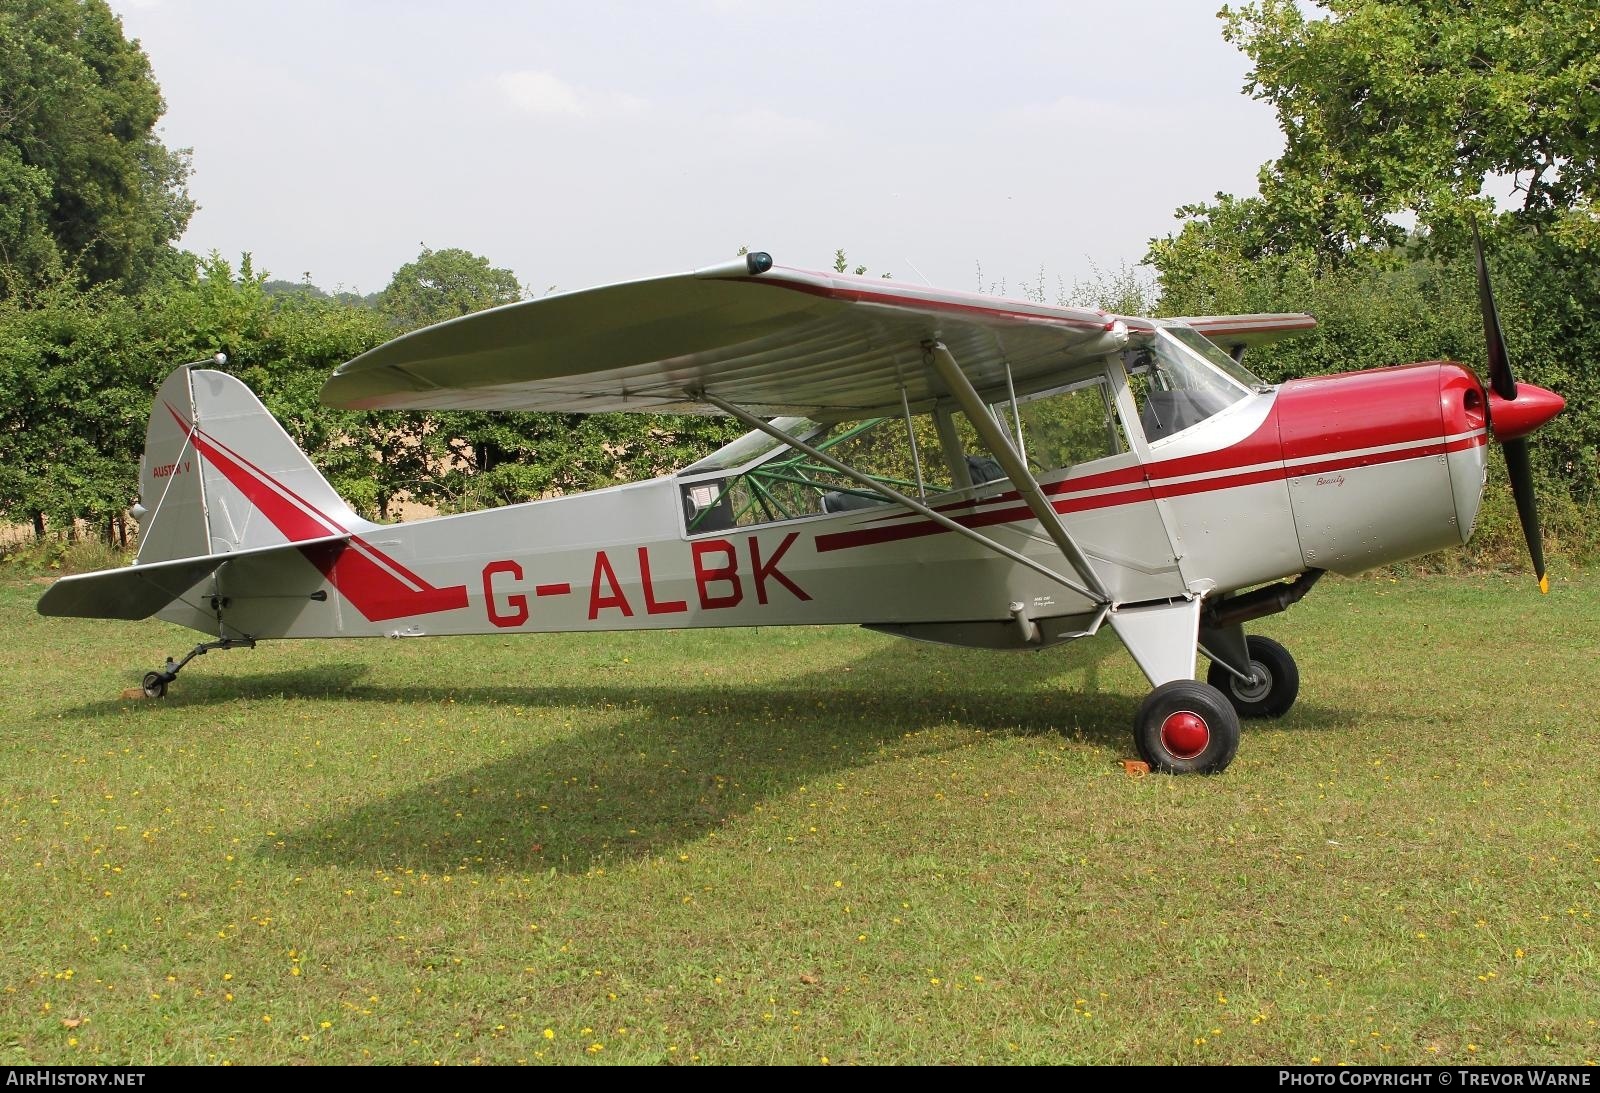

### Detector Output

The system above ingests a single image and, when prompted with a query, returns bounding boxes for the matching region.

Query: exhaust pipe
[1201,569,1324,630]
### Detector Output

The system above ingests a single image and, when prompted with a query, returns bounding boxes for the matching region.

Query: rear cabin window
[680,412,1000,533]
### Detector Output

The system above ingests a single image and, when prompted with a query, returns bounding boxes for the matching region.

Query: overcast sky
[109,0,1285,302]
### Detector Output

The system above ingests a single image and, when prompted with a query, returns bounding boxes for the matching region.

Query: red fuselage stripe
[187,418,448,592]
[166,402,467,621]
[814,430,1485,554]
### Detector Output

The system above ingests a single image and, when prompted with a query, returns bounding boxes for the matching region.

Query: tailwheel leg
[1134,680,1241,775]
[141,637,256,698]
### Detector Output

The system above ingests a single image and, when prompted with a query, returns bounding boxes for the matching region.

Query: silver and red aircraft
[38,238,1564,774]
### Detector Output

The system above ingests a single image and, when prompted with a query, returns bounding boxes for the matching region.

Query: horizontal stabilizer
[37,533,350,621]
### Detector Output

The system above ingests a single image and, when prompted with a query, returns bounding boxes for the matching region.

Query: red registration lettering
[692,538,743,609]
[588,550,634,619]
[482,560,529,628]
[748,532,810,604]
[638,546,687,614]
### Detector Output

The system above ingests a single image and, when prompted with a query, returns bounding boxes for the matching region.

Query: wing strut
[700,392,1106,604]
[923,341,1111,603]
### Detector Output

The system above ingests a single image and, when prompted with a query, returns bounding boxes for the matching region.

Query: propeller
[1472,225,1564,594]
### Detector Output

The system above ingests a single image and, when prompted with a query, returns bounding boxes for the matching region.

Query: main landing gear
[141,637,255,698]
[1134,637,1300,775]
[1206,635,1299,720]
[1134,681,1241,775]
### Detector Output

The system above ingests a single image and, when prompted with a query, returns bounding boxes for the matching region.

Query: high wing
[321,255,1317,418]
[321,256,1133,418]
[1157,313,1319,353]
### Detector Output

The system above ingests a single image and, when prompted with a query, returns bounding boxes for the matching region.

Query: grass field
[1,570,1596,1065]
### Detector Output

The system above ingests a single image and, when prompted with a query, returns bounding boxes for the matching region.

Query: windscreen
[1124,326,1258,442]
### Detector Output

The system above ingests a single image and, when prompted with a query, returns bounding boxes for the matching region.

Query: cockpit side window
[995,375,1124,473]
[679,405,1023,534]
[678,356,1153,534]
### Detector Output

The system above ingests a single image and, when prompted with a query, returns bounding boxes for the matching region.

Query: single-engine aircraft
[38,235,1564,774]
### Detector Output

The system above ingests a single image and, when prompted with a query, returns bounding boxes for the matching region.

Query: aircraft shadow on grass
[95,635,1342,875]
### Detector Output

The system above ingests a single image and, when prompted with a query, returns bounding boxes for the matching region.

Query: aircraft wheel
[1207,635,1298,719]
[141,672,169,699]
[1134,680,1240,775]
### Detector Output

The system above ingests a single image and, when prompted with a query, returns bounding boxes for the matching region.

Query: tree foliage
[379,246,522,331]
[1172,0,1600,262]
[1141,0,1600,518]
[0,284,152,538]
[0,0,194,298]
[0,246,746,537]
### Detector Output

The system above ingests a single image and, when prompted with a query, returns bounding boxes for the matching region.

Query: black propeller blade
[1473,224,1517,402]
[1502,437,1547,593]
[1472,225,1548,593]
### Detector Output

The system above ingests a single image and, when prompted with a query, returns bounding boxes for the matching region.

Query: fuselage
[157,359,1491,647]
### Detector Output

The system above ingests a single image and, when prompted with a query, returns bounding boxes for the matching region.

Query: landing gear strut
[141,637,255,698]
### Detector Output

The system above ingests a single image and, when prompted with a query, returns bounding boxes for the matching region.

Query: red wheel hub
[1159,711,1210,760]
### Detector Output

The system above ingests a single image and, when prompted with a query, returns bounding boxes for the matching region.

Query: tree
[0,0,194,297]
[262,278,329,300]
[0,283,166,539]
[1161,1,1600,264]
[1140,2,1600,527]
[153,253,427,521]
[0,253,440,537]
[417,409,743,514]
[379,246,522,330]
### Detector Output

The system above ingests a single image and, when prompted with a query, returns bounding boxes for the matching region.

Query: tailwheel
[1134,680,1241,775]
[135,638,254,699]
[1207,635,1298,719]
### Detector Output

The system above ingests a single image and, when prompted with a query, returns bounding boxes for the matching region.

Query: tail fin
[136,366,369,564]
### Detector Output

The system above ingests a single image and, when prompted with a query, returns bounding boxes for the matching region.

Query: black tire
[1207,635,1298,719]
[141,672,168,699]
[1134,680,1241,775]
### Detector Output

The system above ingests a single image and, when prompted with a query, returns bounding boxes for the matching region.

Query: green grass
[1,570,1596,1065]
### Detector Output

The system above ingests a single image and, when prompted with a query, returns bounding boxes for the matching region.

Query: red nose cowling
[1488,382,1565,442]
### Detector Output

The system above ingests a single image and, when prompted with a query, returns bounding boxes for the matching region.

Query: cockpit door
[1001,359,1188,604]
[1100,351,1197,594]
